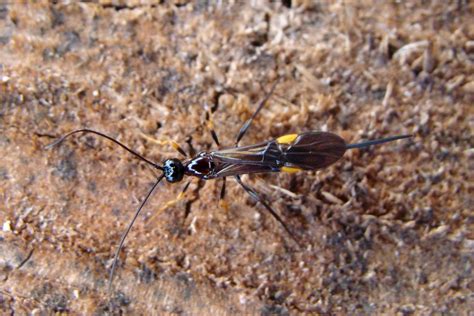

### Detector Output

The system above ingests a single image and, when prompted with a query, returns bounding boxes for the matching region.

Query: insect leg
[218,177,229,211]
[185,136,196,158]
[234,175,300,246]
[139,132,188,158]
[108,174,165,292]
[180,180,197,222]
[205,107,221,148]
[143,180,193,227]
[235,78,280,147]
[220,177,226,200]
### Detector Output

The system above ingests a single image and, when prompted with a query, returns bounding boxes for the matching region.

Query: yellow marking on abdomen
[276,133,298,144]
[281,166,302,173]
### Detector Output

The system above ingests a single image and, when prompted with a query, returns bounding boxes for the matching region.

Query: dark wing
[210,141,280,178]
[210,131,347,177]
[279,132,347,170]
[212,163,278,178]
[211,141,278,164]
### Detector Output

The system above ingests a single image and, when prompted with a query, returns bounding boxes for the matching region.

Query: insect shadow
[46,79,412,291]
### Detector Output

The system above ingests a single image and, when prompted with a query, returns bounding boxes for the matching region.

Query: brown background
[0,1,472,315]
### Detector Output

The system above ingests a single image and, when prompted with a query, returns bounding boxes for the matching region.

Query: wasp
[47,81,412,290]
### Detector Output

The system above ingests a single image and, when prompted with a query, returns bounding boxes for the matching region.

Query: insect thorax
[185,153,215,179]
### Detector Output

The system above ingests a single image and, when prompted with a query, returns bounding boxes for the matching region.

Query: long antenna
[346,134,412,149]
[45,129,162,170]
[108,174,165,292]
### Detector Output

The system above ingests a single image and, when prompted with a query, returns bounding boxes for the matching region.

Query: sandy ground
[0,1,472,315]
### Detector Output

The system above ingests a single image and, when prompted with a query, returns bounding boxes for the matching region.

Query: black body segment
[184,153,216,178]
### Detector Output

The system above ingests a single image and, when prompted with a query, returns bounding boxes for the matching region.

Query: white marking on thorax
[187,159,202,174]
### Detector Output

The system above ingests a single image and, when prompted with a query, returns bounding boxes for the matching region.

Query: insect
[46,81,412,290]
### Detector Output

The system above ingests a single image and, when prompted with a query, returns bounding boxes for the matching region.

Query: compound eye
[163,159,184,183]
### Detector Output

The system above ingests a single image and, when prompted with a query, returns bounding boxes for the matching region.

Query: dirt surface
[0,1,472,315]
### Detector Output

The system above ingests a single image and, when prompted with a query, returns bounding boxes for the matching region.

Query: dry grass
[0,1,472,314]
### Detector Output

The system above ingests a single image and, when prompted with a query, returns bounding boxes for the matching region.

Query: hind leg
[234,175,300,247]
